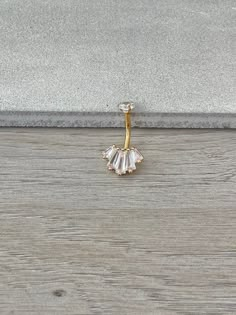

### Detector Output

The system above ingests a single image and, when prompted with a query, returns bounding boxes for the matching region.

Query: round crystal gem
[118,102,135,113]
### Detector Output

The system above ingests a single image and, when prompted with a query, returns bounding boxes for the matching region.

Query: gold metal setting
[102,102,144,175]
[124,111,131,149]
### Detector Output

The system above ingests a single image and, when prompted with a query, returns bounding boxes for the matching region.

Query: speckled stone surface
[0,0,235,127]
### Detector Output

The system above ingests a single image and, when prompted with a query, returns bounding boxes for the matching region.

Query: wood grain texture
[0,128,236,315]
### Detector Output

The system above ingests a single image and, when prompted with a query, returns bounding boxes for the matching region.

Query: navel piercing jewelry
[102,102,144,175]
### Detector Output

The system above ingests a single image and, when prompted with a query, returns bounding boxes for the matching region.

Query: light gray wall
[0,0,235,127]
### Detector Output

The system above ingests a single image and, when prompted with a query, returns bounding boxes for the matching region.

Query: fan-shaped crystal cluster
[102,145,143,175]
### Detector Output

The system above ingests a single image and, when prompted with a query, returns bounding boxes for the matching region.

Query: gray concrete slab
[0,0,235,127]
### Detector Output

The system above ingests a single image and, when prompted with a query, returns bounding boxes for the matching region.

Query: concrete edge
[0,111,235,128]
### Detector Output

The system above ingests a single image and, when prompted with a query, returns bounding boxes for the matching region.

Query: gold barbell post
[124,110,131,149]
[118,102,134,149]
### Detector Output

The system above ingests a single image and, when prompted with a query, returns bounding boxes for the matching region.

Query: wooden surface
[0,128,236,314]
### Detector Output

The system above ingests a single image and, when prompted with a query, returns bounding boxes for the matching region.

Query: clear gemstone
[121,150,128,174]
[127,149,136,172]
[107,150,119,170]
[102,146,113,159]
[107,146,117,161]
[103,145,118,161]
[115,153,124,174]
[113,150,122,171]
[118,102,135,113]
[133,147,144,163]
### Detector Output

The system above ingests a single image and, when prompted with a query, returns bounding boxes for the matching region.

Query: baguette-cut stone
[113,150,122,172]
[103,145,118,161]
[102,146,113,159]
[133,147,144,163]
[121,150,129,174]
[128,149,136,172]
[107,146,117,161]
[107,150,119,170]
[115,151,123,175]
